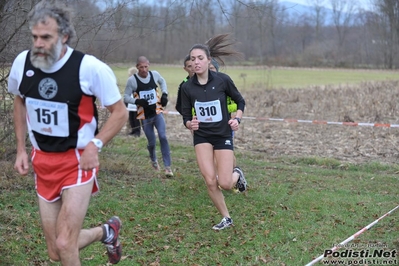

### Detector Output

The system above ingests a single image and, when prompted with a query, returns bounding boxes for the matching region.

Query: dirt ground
[161,80,399,164]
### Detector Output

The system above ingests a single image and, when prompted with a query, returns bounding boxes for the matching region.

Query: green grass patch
[1,138,398,265]
[111,64,399,95]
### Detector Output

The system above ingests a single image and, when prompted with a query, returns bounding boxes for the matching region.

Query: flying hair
[189,33,242,67]
[205,33,242,66]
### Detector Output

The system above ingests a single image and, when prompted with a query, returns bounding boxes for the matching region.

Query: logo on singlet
[38,78,58,99]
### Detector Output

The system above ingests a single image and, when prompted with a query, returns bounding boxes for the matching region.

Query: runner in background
[175,54,194,115]
[124,56,174,177]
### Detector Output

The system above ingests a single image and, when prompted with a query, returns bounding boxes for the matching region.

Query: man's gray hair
[28,0,76,44]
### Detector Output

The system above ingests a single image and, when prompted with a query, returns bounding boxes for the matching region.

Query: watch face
[92,139,103,149]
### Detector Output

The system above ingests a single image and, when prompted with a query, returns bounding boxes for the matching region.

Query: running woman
[181,34,247,230]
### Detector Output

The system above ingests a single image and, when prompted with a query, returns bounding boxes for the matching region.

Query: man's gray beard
[30,39,63,69]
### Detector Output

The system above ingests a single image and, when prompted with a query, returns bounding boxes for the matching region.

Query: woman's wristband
[234,117,241,124]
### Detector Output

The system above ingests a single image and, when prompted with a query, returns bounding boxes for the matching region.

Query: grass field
[1,67,398,265]
[111,64,399,94]
[1,138,398,265]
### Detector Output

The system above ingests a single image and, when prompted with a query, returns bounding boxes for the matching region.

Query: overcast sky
[280,0,373,10]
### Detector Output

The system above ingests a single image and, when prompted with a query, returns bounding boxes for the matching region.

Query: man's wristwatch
[91,138,103,152]
[234,117,241,124]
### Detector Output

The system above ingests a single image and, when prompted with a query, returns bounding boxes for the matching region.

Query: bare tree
[308,0,326,42]
[373,0,399,69]
[330,0,355,66]
[242,0,276,64]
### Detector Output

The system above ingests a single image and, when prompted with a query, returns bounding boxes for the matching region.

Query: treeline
[0,0,398,69]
